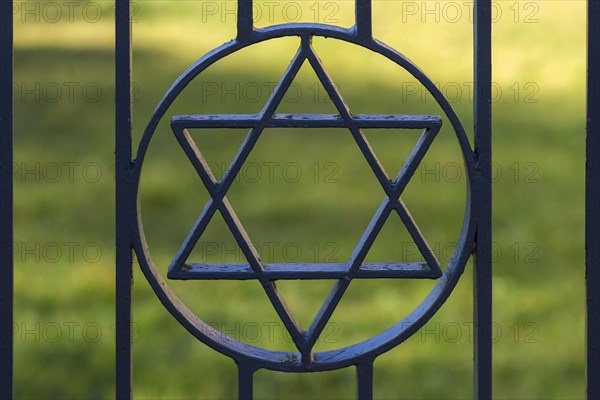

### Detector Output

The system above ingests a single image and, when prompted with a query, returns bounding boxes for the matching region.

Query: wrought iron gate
[119,1,486,397]
[0,0,598,399]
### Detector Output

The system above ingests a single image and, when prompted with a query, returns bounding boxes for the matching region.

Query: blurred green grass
[11,0,586,398]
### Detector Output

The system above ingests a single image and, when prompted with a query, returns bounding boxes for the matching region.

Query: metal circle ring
[131,24,477,372]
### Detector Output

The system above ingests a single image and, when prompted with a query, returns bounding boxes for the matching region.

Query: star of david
[166,39,443,360]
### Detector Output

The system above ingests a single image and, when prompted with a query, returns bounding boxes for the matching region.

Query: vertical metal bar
[587,1,600,398]
[115,0,133,398]
[238,362,254,400]
[237,0,253,40]
[355,0,372,41]
[356,362,374,400]
[0,1,13,398]
[473,0,492,398]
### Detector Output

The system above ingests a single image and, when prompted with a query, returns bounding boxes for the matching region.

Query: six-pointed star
[165,39,444,356]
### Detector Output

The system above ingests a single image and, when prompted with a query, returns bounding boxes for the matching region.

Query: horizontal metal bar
[169,262,440,280]
[172,114,441,129]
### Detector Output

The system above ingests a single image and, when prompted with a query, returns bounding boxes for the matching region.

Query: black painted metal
[169,113,444,282]
[474,0,493,398]
[0,1,13,398]
[356,362,374,400]
[114,0,493,398]
[0,0,589,397]
[129,2,476,398]
[115,0,133,398]
[587,1,600,398]
[237,361,255,400]
[131,25,476,371]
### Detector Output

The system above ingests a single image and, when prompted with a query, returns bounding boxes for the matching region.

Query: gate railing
[0,1,14,398]
[587,2,600,398]
[473,1,493,396]
[0,1,597,399]
[114,0,492,398]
